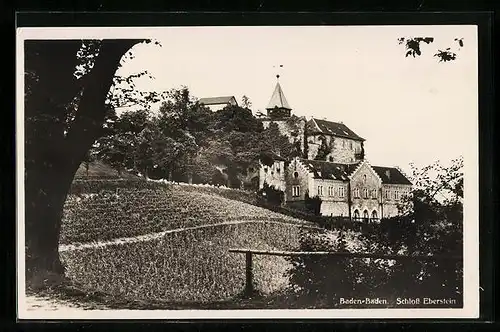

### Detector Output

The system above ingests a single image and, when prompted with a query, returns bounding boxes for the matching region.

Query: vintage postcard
[16,24,479,319]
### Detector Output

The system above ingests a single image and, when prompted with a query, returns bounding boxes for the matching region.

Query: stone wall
[307,134,362,163]
[262,117,306,151]
[380,183,412,218]
[259,160,286,192]
[321,200,350,217]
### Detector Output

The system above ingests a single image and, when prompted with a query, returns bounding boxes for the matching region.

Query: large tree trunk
[24,39,142,287]
[25,156,81,282]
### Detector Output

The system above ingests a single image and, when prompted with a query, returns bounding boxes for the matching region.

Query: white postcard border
[16,25,480,320]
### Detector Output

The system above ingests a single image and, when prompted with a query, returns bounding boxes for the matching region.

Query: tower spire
[266,70,292,119]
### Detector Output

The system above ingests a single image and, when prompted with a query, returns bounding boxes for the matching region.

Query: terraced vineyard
[61,222,316,304]
[59,181,345,304]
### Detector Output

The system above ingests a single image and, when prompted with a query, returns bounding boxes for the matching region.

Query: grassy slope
[59,178,331,304]
[61,184,315,245]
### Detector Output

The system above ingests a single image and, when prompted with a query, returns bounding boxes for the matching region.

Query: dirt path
[58,219,320,252]
[23,293,108,312]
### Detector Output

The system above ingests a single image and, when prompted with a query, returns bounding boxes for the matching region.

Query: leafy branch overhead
[398,37,464,62]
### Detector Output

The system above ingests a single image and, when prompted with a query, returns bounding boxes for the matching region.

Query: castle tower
[266,74,292,119]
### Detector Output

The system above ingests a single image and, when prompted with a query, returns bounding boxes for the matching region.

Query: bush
[285,214,463,308]
[256,182,284,206]
[304,193,322,215]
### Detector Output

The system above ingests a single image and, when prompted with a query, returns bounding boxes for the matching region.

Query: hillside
[61,180,317,245]
[60,179,347,305]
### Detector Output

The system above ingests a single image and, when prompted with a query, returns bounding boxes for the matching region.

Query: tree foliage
[257,182,285,206]
[398,36,463,62]
[93,89,302,189]
[314,135,332,161]
[304,192,322,215]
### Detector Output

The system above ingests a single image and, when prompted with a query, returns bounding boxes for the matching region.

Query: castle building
[258,76,412,221]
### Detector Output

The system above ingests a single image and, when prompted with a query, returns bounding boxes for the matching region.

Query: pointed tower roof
[266,75,291,110]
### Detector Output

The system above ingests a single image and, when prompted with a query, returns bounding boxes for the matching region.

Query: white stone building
[258,77,412,221]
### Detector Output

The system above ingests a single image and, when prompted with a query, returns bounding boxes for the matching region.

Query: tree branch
[65,39,144,161]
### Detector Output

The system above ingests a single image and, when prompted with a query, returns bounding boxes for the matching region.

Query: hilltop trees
[93,90,301,189]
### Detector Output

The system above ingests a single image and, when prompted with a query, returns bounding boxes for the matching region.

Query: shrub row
[255,198,379,233]
[70,178,257,204]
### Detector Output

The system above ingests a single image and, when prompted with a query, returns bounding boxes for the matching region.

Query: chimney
[385,170,391,179]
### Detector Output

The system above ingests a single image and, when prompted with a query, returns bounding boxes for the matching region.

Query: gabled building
[284,158,411,220]
[306,118,365,163]
[199,96,238,112]
[258,76,413,221]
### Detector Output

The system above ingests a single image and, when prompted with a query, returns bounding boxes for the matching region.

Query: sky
[112,25,478,175]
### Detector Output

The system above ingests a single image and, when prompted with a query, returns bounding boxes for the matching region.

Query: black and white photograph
[16,24,479,319]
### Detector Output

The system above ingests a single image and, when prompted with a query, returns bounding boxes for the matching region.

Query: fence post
[243,251,254,298]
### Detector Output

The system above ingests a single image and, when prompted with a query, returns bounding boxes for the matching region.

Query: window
[328,186,334,196]
[385,190,390,199]
[363,174,367,183]
[353,188,360,198]
[371,210,378,221]
[363,210,369,222]
[371,189,378,199]
[339,187,345,197]
[353,209,360,221]
[350,141,353,150]
[276,168,280,173]
[394,190,400,200]
[363,188,369,198]
[329,156,334,162]
[317,185,323,196]
[292,185,300,197]
[293,171,299,179]
[264,167,268,173]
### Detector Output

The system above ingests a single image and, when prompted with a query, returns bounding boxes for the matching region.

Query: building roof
[199,96,237,105]
[307,118,365,141]
[261,151,288,162]
[266,82,291,110]
[299,159,359,181]
[372,166,413,185]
